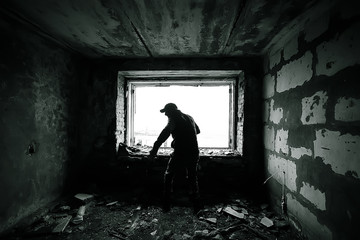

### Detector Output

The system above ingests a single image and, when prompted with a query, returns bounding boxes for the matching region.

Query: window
[117,70,243,154]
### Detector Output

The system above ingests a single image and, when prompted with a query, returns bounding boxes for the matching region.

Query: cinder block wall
[0,14,84,232]
[262,1,360,239]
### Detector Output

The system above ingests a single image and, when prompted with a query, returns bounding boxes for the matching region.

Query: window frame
[127,79,235,149]
[117,70,243,152]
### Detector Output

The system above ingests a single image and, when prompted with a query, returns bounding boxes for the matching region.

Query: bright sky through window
[134,85,230,148]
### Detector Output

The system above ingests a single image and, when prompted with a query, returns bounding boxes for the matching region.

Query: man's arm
[149,120,174,157]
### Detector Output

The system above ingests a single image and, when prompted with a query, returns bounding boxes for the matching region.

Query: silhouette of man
[149,103,201,213]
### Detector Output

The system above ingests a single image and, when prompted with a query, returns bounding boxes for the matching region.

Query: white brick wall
[264,125,275,151]
[116,75,126,147]
[286,193,332,240]
[290,147,312,159]
[316,22,360,76]
[300,182,326,211]
[269,99,283,124]
[263,74,275,99]
[301,91,328,125]
[268,154,297,192]
[275,128,289,155]
[277,51,313,93]
[263,100,270,123]
[314,129,360,178]
[335,97,360,122]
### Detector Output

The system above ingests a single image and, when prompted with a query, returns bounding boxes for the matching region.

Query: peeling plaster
[290,147,312,159]
[314,129,360,178]
[286,193,332,240]
[335,97,360,122]
[268,154,296,192]
[300,182,326,211]
[301,91,328,125]
[270,99,283,124]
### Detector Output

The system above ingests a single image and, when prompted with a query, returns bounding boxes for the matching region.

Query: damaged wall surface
[0,13,83,232]
[262,1,360,239]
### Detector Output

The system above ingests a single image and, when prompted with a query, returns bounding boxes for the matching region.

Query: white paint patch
[263,74,275,99]
[267,154,296,192]
[314,129,360,178]
[290,147,312,159]
[277,51,313,93]
[300,182,326,211]
[275,128,289,155]
[316,22,360,76]
[270,99,283,124]
[301,91,328,125]
[286,193,332,240]
[264,125,275,151]
[335,97,360,122]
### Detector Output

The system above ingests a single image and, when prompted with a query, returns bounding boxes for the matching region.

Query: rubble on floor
[3,192,300,240]
[117,143,241,157]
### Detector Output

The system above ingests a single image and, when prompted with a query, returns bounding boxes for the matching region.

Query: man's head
[160,103,178,116]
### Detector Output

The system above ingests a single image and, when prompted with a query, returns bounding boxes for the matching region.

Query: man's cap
[160,103,178,113]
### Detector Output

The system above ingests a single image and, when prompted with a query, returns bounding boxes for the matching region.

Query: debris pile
[13,192,299,240]
[117,142,241,157]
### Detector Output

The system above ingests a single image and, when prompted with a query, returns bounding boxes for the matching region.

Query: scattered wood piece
[52,216,72,233]
[260,217,274,227]
[241,208,248,215]
[72,206,86,225]
[205,218,217,224]
[223,207,245,219]
[106,201,118,206]
[74,193,94,202]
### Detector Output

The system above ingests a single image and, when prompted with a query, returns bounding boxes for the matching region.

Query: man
[149,103,201,213]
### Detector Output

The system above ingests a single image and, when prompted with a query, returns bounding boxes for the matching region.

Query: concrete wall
[0,14,82,232]
[263,1,360,239]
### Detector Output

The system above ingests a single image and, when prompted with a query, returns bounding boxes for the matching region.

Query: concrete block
[316,22,360,76]
[283,37,298,61]
[286,193,332,240]
[314,129,360,178]
[263,100,270,123]
[304,12,329,42]
[269,48,281,70]
[290,147,312,159]
[277,51,313,93]
[268,154,296,192]
[263,74,275,99]
[269,99,283,124]
[275,128,289,155]
[335,97,360,122]
[301,91,328,125]
[299,182,326,211]
[264,125,275,151]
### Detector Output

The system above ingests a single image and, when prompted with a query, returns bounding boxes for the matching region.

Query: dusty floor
[2,188,303,240]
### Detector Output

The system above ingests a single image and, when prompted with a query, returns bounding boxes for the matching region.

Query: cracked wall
[0,14,82,233]
[263,1,360,239]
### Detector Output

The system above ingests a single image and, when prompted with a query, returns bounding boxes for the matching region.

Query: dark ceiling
[1,0,319,58]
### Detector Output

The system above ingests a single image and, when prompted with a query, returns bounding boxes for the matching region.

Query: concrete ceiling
[1,0,319,58]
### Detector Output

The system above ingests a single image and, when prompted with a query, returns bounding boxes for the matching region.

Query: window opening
[116,70,243,156]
